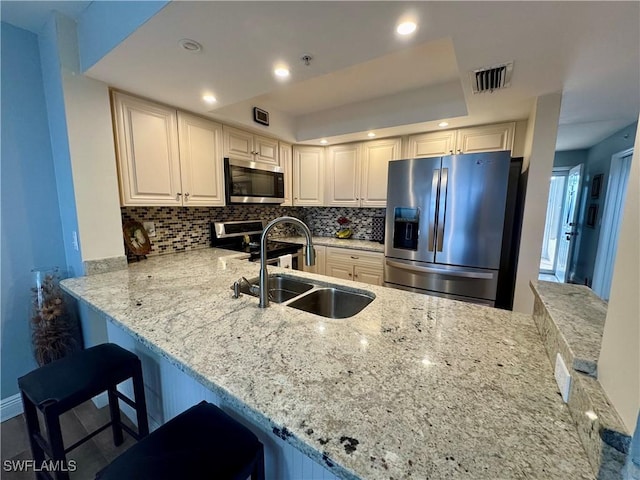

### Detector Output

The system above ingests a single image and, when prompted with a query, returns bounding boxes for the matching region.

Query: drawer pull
[350,256,359,260]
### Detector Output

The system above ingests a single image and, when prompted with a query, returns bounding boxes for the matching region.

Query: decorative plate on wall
[123,220,151,256]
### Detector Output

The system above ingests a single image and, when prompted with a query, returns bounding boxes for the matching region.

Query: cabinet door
[112,92,181,206]
[303,245,326,275]
[407,131,456,158]
[279,142,293,206]
[223,126,254,161]
[177,112,224,206]
[360,138,402,207]
[353,265,384,286]
[326,144,360,207]
[254,135,279,165]
[455,122,514,154]
[325,262,354,281]
[293,146,324,206]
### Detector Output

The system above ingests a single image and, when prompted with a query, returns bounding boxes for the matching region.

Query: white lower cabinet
[324,247,384,286]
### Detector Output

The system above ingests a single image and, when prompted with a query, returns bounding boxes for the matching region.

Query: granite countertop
[62,249,593,479]
[276,236,384,253]
[530,280,607,375]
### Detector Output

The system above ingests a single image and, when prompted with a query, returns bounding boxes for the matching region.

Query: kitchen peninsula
[61,248,594,479]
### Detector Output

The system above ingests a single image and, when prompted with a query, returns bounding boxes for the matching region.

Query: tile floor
[1,400,136,479]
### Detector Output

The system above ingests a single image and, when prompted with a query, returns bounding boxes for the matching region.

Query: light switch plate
[554,353,572,403]
[143,221,156,237]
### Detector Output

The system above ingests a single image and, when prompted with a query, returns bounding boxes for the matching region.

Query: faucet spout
[259,216,315,308]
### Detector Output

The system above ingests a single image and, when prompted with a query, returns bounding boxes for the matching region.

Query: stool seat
[19,343,140,413]
[96,401,265,480]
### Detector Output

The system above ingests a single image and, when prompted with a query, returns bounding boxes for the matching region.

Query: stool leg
[21,392,47,475]
[251,443,266,480]
[43,410,70,480]
[107,387,124,446]
[131,362,149,438]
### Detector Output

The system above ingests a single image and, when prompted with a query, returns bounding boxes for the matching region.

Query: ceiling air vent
[470,62,513,94]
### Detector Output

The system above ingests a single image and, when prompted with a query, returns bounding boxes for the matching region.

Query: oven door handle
[385,259,494,279]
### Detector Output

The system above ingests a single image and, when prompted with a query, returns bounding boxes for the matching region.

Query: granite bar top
[531,281,607,376]
[276,236,384,253]
[62,249,593,479]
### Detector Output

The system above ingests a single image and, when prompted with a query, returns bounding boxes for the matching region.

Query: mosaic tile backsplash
[121,206,386,258]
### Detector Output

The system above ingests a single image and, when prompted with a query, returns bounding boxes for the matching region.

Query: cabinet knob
[348,273,352,277]
[350,256,359,260]
[184,192,190,197]
[354,274,358,278]
[177,192,182,197]
[457,149,462,153]
[449,150,454,154]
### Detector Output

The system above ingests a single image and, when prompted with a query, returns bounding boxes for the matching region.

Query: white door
[555,164,582,282]
[592,150,633,299]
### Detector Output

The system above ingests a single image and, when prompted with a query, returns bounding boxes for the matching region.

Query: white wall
[513,93,563,313]
[57,15,125,263]
[598,117,640,433]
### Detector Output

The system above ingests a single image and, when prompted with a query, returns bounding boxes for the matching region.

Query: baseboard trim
[1,393,24,422]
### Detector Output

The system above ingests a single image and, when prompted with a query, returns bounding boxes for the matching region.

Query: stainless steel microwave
[224,158,285,204]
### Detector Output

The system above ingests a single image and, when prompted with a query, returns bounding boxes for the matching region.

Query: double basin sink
[237,274,374,319]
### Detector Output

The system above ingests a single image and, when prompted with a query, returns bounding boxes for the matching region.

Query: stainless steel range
[210,220,303,269]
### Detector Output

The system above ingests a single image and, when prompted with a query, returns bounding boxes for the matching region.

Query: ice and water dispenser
[392,207,419,250]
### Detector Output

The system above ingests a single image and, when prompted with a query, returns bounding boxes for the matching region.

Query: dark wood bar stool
[95,401,265,480]
[18,343,149,480]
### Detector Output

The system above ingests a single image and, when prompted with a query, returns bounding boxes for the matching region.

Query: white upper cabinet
[326,144,361,207]
[223,125,279,165]
[454,122,515,154]
[326,138,401,207]
[406,122,515,157]
[292,146,324,206]
[279,141,293,206]
[112,92,182,206]
[406,130,456,158]
[112,92,224,207]
[177,112,224,206]
[360,138,402,207]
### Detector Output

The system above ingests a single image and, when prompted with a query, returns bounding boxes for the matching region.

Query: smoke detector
[470,61,513,93]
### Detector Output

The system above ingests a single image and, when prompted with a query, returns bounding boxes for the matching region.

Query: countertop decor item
[123,220,151,258]
[31,267,82,366]
[335,216,352,239]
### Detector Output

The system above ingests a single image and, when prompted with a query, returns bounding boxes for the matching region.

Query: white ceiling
[3,1,639,151]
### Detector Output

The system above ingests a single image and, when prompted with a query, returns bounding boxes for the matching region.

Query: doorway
[591,148,633,300]
[539,164,583,282]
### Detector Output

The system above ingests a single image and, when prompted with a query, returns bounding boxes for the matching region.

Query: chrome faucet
[259,216,315,308]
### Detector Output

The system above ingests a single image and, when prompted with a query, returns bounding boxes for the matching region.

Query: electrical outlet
[554,353,572,403]
[143,221,156,237]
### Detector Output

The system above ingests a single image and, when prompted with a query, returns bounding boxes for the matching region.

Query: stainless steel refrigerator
[384,151,511,306]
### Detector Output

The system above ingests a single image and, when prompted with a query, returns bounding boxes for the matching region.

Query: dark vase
[31,267,83,366]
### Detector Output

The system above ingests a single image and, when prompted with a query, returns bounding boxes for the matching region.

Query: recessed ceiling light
[178,38,203,53]
[438,121,449,128]
[202,95,217,104]
[367,132,376,138]
[396,21,417,36]
[274,67,290,78]
[320,139,328,145]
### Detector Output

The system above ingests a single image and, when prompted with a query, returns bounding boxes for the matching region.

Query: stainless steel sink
[239,274,314,304]
[287,288,374,319]
[234,274,374,318]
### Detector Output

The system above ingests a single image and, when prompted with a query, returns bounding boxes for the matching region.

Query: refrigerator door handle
[386,259,495,279]
[428,169,439,252]
[436,168,448,252]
